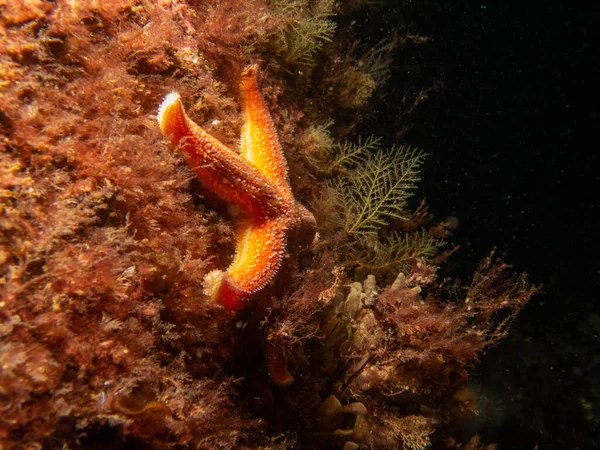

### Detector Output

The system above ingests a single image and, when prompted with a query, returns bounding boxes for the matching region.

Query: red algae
[0,1,537,449]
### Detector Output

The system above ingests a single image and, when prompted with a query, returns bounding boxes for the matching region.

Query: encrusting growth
[158,65,315,310]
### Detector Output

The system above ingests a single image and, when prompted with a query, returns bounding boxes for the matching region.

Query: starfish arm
[204,218,291,310]
[157,92,289,218]
[240,65,293,200]
[293,202,318,247]
[266,341,294,386]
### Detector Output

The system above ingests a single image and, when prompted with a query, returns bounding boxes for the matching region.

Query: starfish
[157,65,315,311]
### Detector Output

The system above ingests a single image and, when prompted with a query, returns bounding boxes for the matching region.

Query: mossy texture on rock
[0,1,536,449]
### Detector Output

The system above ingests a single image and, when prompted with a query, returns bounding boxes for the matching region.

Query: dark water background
[355,0,599,448]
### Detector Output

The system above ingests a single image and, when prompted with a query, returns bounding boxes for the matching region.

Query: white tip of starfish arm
[157,91,183,135]
[203,269,226,301]
[158,91,181,121]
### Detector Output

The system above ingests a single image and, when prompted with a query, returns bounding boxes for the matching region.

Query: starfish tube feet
[240,65,291,194]
[203,219,290,310]
[203,269,251,311]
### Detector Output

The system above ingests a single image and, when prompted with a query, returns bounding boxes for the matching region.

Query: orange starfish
[157,65,315,311]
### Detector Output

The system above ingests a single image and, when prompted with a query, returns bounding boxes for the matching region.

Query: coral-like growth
[328,39,395,110]
[308,133,446,277]
[349,253,536,398]
[308,255,536,448]
[270,0,337,67]
[350,227,448,275]
[261,248,536,448]
[305,133,382,175]
[334,145,426,234]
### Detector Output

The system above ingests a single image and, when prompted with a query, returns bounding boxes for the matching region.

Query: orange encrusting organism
[157,65,310,311]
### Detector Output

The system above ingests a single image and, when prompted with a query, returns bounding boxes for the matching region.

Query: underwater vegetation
[0,1,537,449]
[269,0,337,67]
